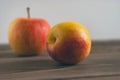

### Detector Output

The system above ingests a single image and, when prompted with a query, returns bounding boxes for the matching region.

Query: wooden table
[0,41,120,80]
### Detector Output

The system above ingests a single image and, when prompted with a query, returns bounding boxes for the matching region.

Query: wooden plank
[0,41,120,80]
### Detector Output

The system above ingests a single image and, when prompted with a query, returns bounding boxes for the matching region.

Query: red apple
[47,22,91,64]
[8,7,51,56]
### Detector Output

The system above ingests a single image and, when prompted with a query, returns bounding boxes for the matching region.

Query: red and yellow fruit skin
[47,22,91,64]
[8,18,50,56]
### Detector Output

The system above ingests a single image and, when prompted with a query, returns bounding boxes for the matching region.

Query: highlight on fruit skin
[8,18,51,56]
[47,22,91,64]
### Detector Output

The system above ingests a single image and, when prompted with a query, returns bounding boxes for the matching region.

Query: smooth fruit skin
[47,22,91,64]
[8,18,50,56]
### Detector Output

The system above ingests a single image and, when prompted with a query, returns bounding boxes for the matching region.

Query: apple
[47,22,91,64]
[8,7,50,56]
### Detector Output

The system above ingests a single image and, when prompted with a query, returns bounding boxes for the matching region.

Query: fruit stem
[27,7,30,18]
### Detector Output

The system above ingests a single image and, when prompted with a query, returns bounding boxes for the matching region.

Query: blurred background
[0,0,120,44]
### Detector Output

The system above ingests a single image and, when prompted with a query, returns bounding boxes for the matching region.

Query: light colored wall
[0,0,120,44]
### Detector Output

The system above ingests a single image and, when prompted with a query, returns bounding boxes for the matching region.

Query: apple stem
[27,7,30,18]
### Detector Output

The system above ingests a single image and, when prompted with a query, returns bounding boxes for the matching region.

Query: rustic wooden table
[0,41,120,80]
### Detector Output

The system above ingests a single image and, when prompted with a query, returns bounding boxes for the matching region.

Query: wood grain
[0,41,120,80]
